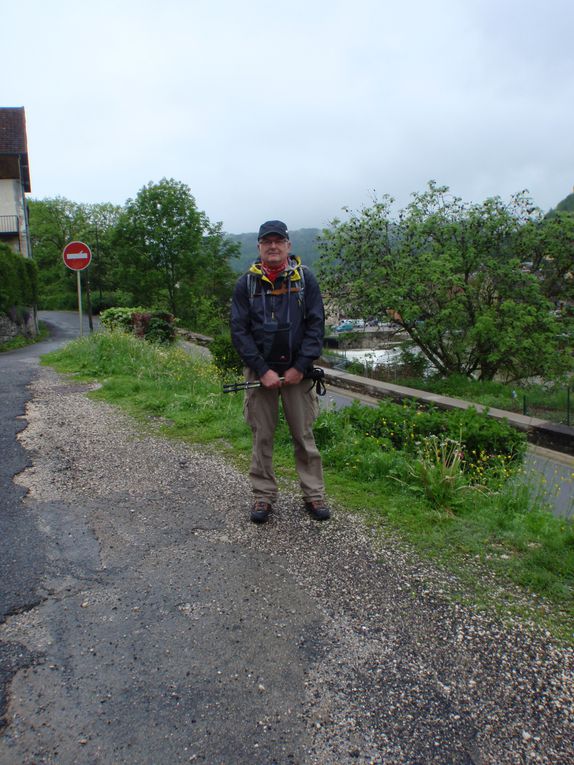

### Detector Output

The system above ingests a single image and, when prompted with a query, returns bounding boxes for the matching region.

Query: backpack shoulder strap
[296,264,307,318]
[247,271,260,305]
[247,271,260,304]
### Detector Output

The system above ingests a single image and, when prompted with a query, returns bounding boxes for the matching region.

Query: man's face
[258,235,291,267]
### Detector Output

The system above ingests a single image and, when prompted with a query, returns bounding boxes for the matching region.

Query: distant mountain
[555,191,574,213]
[545,190,574,218]
[226,227,322,272]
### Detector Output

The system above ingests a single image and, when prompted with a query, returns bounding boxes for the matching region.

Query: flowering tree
[318,182,571,381]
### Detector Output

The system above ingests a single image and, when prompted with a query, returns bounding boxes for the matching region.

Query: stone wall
[0,309,37,343]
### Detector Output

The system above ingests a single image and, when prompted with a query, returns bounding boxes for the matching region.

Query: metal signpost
[62,241,92,337]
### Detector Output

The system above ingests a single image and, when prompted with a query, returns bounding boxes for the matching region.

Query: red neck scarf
[261,260,288,283]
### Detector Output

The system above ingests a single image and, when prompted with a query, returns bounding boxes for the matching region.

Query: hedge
[0,243,38,313]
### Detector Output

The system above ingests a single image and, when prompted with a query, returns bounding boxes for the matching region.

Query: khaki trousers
[244,370,325,503]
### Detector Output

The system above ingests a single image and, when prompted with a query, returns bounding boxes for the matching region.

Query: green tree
[516,210,574,304]
[552,191,574,214]
[318,182,571,382]
[83,202,122,301]
[28,198,122,309]
[28,197,88,308]
[112,178,238,324]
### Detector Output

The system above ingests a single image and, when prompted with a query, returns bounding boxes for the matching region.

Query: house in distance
[0,106,32,259]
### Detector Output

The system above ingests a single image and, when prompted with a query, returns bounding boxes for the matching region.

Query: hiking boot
[251,500,272,524]
[304,500,331,521]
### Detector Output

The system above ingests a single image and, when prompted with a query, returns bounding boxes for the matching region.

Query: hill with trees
[546,190,574,217]
[226,227,321,272]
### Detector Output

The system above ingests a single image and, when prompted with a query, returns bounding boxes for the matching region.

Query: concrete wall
[323,366,574,456]
[0,178,30,258]
[0,178,20,212]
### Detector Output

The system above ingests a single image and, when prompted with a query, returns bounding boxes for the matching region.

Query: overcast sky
[5,0,574,233]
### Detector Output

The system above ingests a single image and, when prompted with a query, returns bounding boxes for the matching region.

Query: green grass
[327,355,573,423]
[388,372,573,424]
[42,332,574,643]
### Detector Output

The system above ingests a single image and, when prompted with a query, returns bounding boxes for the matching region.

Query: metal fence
[519,388,572,426]
[322,353,573,427]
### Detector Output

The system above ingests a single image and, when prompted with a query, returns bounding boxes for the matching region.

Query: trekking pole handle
[223,367,326,396]
[222,377,285,393]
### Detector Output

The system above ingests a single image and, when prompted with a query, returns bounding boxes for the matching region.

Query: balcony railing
[0,215,19,235]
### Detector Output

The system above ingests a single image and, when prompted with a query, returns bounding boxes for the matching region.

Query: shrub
[314,399,526,486]
[398,344,430,377]
[100,307,176,344]
[345,360,368,375]
[100,307,145,331]
[209,332,243,374]
[39,291,79,311]
[449,406,527,464]
[136,312,177,344]
[0,244,38,312]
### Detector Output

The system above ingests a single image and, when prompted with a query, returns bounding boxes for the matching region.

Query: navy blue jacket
[230,256,325,377]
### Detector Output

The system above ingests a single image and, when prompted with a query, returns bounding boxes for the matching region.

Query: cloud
[8,0,574,231]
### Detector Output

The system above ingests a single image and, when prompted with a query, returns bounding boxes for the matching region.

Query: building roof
[0,107,31,191]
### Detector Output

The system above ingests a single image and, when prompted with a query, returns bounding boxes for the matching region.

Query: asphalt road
[0,311,94,620]
[0,312,95,746]
[0,313,87,748]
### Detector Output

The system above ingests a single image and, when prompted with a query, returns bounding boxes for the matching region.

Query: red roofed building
[0,106,32,258]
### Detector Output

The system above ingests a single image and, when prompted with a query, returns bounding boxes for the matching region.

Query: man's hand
[283,367,304,386]
[260,369,283,389]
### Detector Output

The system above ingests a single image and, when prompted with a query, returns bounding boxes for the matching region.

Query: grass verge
[42,332,574,643]
[378,371,572,425]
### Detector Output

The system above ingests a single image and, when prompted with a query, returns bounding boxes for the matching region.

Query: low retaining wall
[178,329,213,348]
[0,309,37,344]
[323,367,574,457]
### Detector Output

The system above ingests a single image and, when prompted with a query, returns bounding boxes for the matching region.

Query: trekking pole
[223,367,326,396]
[222,378,285,393]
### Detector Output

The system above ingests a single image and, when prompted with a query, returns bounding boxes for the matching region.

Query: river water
[330,346,403,368]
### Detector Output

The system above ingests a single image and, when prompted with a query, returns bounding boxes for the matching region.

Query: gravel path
[1,365,572,764]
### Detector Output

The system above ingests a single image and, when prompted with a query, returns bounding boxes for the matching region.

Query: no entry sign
[63,241,92,271]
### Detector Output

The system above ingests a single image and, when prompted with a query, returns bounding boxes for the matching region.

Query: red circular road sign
[63,241,92,271]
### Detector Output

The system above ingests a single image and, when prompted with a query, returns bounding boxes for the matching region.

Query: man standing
[230,220,330,524]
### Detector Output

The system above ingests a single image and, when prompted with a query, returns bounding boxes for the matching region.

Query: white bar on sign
[67,252,89,259]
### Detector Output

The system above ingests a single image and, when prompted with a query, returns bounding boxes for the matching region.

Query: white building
[0,107,32,259]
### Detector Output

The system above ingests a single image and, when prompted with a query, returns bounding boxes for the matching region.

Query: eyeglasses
[259,238,289,247]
